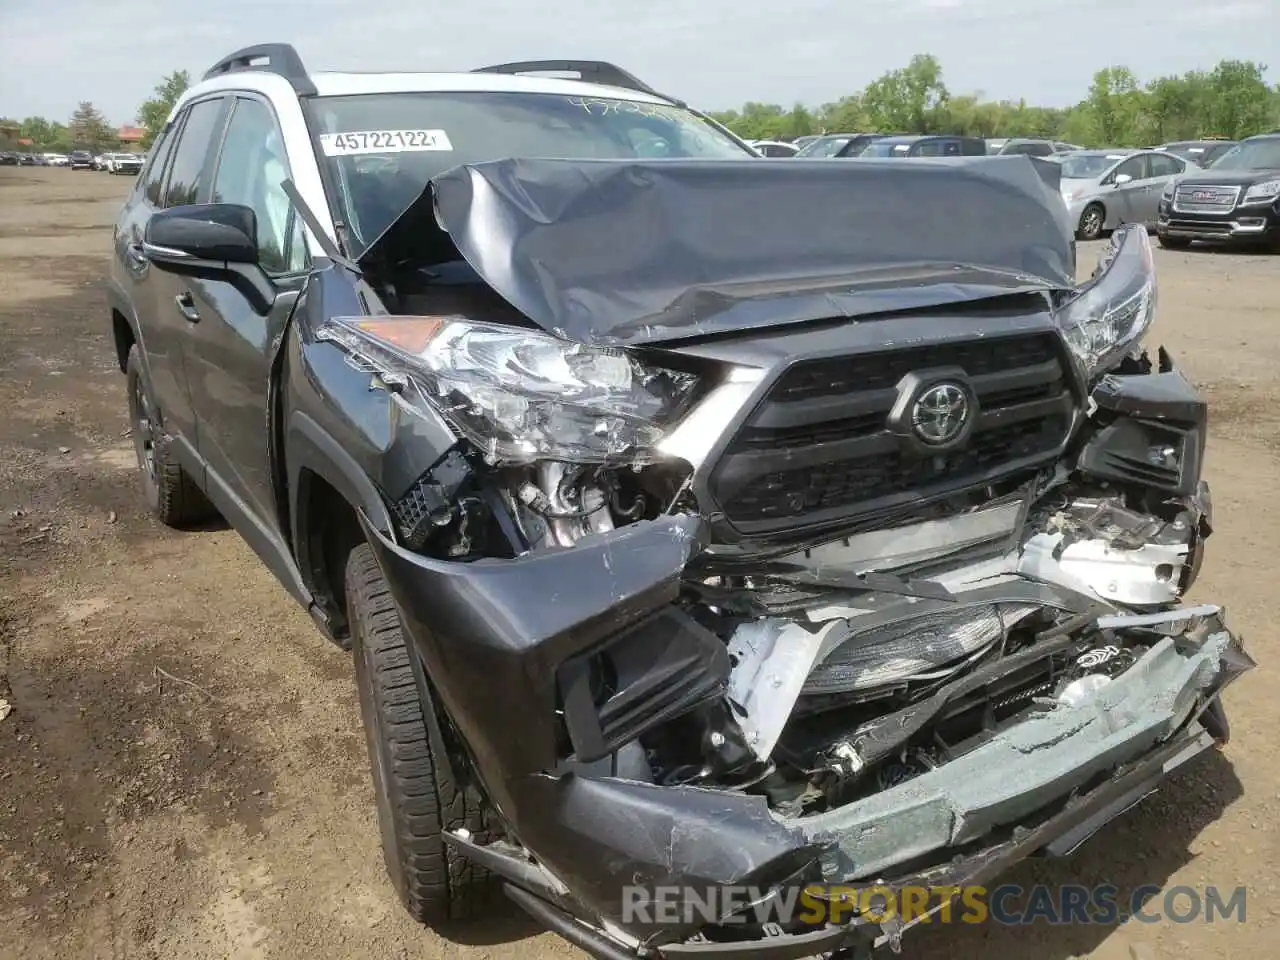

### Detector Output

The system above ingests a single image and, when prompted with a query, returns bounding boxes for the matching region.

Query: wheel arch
[107,281,140,374]
[287,410,394,642]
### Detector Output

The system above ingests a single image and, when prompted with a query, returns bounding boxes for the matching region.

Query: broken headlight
[1055,223,1156,377]
[317,316,698,464]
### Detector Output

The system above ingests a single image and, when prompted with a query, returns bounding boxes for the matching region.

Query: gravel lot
[1,166,1276,960]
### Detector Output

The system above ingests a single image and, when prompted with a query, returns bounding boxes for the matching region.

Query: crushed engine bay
[369,346,1242,845]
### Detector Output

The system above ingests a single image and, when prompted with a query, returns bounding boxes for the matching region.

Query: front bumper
[363,514,1250,950]
[1157,201,1280,242]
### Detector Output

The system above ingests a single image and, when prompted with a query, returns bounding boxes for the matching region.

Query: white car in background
[105,153,144,175]
[43,153,69,166]
[748,139,800,157]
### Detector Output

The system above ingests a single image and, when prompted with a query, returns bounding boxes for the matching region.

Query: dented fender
[358,512,712,786]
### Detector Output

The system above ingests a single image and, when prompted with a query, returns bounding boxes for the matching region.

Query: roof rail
[204,43,317,97]
[471,59,682,105]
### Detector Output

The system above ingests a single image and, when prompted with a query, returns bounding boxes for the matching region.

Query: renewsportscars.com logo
[621,883,1247,927]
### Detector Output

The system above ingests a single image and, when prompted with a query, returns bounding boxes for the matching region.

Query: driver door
[180,94,311,532]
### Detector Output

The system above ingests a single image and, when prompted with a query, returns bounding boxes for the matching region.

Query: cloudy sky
[1,0,1275,126]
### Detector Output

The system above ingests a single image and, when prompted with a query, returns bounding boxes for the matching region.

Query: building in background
[116,126,146,152]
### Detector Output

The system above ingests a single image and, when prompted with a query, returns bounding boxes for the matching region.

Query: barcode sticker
[319,130,454,156]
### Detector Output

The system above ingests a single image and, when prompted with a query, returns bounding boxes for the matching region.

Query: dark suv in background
[859,134,988,157]
[68,150,94,170]
[1157,133,1280,248]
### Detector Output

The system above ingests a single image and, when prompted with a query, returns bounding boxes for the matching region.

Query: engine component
[1019,497,1197,607]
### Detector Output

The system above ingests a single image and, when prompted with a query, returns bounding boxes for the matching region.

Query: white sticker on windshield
[319,130,454,156]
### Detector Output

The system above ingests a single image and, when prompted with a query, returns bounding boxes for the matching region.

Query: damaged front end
[311,158,1252,959]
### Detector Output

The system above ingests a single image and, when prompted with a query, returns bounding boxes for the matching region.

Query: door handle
[175,292,201,323]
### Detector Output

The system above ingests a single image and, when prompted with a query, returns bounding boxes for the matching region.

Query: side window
[211,97,309,275]
[1113,156,1147,182]
[942,140,961,156]
[914,140,943,157]
[141,122,179,206]
[1149,154,1183,177]
[164,98,226,208]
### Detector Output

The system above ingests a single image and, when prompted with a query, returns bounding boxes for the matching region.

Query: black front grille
[710,332,1075,531]
[771,336,1059,402]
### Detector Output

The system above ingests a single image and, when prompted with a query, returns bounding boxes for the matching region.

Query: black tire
[1158,234,1192,250]
[1077,203,1106,241]
[125,344,216,527]
[346,542,493,924]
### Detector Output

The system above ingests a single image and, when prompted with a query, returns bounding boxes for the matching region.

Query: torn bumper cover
[362,504,1252,959]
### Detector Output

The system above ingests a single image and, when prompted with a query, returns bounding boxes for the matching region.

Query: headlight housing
[1161,179,1176,199]
[1054,224,1156,377]
[317,316,698,465]
[1243,179,1280,205]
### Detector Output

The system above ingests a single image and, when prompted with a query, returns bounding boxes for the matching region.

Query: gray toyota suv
[107,42,1251,960]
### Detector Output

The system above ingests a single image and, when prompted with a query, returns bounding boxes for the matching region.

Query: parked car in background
[107,152,144,175]
[69,150,94,170]
[997,138,1081,157]
[1059,148,1197,240]
[794,132,891,158]
[1157,133,1280,249]
[0,151,18,166]
[44,153,69,166]
[859,134,988,158]
[792,134,821,149]
[749,139,800,157]
[92,154,108,170]
[1153,139,1237,168]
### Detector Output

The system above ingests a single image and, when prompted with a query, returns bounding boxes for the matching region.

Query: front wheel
[346,543,494,924]
[1077,204,1106,241]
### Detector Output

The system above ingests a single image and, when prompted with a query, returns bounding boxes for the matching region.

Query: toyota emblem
[912,382,970,445]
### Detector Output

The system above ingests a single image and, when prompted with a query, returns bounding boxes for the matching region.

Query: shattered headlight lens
[1054,223,1156,377]
[317,316,698,465]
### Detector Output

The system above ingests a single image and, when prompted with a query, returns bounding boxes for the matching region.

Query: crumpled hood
[372,156,1077,346]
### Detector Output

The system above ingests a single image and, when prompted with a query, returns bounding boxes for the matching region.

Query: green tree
[21,116,55,147]
[861,54,950,133]
[67,102,115,151]
[1205,61,1272,139]
[710,54,1280,149]
[137,69,190,147]
[1084,67,1145,145]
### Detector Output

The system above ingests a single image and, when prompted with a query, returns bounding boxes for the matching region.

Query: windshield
[1058,154,1125,179]
[310,91,751,254]
[796,136,853,158]
[1207,138,1280,171]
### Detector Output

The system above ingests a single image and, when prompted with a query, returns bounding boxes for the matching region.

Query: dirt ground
[0,166,1276,960]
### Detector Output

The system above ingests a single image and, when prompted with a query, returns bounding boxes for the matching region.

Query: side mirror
[144,203,259,269]
[1113,173,1133,186]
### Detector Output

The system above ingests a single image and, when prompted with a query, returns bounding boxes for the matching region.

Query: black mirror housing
[145,203,259,266]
